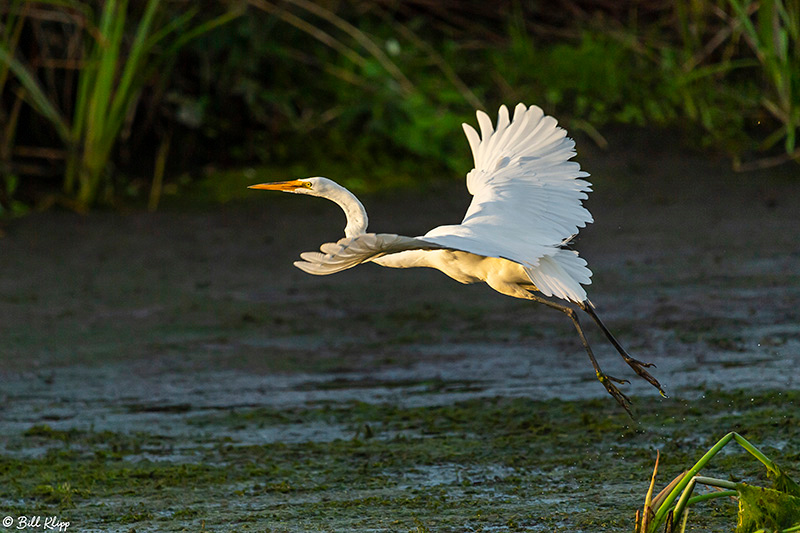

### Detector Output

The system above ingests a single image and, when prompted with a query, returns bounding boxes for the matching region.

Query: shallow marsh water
[1,130,799,531]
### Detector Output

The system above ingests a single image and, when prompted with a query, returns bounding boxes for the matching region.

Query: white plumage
[421,103,593,302]
[293,234,440,276]
[250,103,665,414]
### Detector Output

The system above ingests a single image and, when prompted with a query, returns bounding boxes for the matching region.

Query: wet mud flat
[1,131,799,531]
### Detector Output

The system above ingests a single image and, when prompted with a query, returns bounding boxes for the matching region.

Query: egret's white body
[251,103,664,413]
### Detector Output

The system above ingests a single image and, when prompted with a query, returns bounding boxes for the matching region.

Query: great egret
[250,103,664,414]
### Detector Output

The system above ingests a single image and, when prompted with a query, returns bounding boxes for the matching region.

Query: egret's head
[248,177,336,197]
[249,176,367,236]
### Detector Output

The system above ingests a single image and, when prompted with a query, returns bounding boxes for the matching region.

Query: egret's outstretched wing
[294,233,443,275]
[422,103,593,272]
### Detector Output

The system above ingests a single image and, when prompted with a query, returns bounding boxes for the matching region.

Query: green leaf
[736,484,800,533]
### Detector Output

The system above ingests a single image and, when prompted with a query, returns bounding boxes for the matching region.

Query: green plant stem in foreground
[648,432,800,533]
[652,432,760,525]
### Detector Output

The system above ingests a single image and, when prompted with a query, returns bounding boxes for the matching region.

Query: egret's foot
[597,372,633,417]
[623,355,668,398]
[625,356,655,369]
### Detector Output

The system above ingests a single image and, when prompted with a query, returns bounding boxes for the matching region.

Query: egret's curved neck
[325,184,368,237]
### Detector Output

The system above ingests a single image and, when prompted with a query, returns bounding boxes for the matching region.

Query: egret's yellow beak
[248,180,306,191]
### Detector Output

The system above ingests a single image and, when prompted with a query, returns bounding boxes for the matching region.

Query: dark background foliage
[1,0,797,213]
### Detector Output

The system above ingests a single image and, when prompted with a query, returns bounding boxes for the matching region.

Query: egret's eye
[303,181,313,188]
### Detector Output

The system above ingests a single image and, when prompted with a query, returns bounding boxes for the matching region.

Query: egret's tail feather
[524,249,591,303]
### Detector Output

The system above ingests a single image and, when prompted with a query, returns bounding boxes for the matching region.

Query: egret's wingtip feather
[475,109,490,122]
[293,260,318,274]
[292,234,442,277]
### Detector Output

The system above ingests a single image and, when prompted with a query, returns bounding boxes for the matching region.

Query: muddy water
[1,130,799,531]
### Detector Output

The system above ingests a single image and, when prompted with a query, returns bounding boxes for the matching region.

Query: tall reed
[728,0,799,158]
[0,0,239,210]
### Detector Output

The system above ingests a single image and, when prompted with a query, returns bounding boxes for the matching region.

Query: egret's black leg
[527,294,633,416]
[580,301,667,398]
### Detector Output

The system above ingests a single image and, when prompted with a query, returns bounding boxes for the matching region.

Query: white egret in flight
[250,103,664,414]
